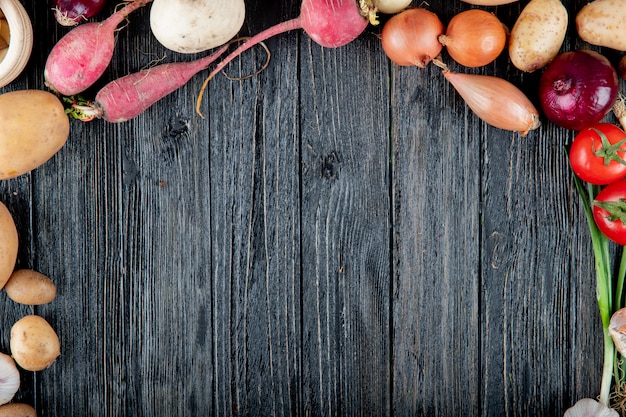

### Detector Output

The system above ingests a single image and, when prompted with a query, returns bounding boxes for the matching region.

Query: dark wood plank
[390,3,482,415]
[299,19,391,416]
[208,1,302,415]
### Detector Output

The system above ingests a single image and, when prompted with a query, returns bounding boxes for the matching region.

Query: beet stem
[208,17,303,80]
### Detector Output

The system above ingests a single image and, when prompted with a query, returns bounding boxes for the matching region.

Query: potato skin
[0,90,70,180]
[5,269,56,305]
[0,403,37,417]
[0,202,18,291]
[10,315,60,371]
[509,0,568,72]
[577,0,626,51]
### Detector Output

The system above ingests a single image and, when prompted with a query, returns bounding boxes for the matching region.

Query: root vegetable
[372,0,412,14]
[199,0,368,97]
[53,0,108,26]
[0,202,17,292]
[440,65,540,136]
[0,353,19,406]
[577,0,626,51]
[381,8,444,67]
[0,90,70,180]
[68,43,229,123]
[44,0,152,96]
[4,269,57,305]
[10,315,60,372]
[0,403,36,417]
[508,0,568,72]
[538,50,618,131]
[439,9,507,68]
[150,0,245,54]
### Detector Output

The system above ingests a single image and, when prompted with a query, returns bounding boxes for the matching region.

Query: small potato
[0,403,37,417]
[577,0,626,51]
[508,0,568,72]
[0,202,18,291]
[0,90,70,180]
[10,315,60,371]
[4,269,56,305]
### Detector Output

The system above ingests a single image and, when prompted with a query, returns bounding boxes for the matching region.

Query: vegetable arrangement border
[1,0,626,415]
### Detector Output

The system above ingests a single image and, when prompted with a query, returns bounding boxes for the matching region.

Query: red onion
[538,49,618,131]
[54,0,107,26]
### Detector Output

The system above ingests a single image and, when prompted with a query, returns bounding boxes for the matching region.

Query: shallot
[440,65,540,136]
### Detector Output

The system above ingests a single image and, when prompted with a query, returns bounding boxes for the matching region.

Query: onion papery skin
[443,70,540,136]
[54,0,107,26]
[539,50,618,131]
[439,9,507,68]
[381,8,444,67]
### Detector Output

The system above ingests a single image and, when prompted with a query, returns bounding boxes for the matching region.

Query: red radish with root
[44,0,152,96]
[195,0,369,114]
[53,0,108,26]
[67,44,231,123]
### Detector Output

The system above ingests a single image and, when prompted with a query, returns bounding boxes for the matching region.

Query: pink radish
[67,44,229,123]
[53,0,108,26]
[44,0,152,96]
[206,0,369,81]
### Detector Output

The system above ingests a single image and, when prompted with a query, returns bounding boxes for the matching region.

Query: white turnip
[150,0,246,53]
[44,0,152,96]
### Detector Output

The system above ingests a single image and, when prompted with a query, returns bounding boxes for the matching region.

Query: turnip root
[44,0,152,96]
[150,0,245,54]
[68,43,229,123]
[577,0,626,51]
[197,0,369,114]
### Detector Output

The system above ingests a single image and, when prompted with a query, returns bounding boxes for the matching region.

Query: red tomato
[593,177,626,245]
[569,123,626,185]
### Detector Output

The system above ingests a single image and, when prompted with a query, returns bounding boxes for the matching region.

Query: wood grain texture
[0,0,618,416]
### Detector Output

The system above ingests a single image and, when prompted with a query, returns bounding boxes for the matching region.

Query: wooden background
[0,0,618,415]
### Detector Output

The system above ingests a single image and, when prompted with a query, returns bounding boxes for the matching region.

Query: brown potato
[10,315,60,371]
[508,0,568,72]
[0,403,36,417]
[0,202,17,291]
[4,269,56,305]
[0,90,70,180]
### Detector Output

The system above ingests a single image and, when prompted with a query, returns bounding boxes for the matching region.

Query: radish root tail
[195,39,271,119]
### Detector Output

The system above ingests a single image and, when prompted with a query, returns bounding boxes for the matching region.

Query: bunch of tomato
[570,123,626,245]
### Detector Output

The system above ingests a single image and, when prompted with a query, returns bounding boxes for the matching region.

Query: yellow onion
[442,69,540,136]
[439,9,507,68]
[381,8,444,67]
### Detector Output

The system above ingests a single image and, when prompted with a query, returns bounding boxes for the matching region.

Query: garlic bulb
[610,307,626,356]
[0,353,20,406]
[0,0,33,88]
[150,0,245,54]
[563,398,618,417]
